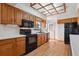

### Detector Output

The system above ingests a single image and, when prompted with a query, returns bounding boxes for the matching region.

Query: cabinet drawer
[16,37,25,41]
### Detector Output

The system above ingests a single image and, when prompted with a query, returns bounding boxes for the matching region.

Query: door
[48,23,55,40]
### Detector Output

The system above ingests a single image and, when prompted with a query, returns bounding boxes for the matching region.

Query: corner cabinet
[0,37,26,56]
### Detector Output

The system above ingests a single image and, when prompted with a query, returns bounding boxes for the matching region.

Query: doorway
[48,23,56,40]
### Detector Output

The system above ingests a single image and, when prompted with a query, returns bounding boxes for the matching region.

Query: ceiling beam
[38,3,52,15]
[37,3,51,10]
[30,3,36,7]
[51,3,59,14]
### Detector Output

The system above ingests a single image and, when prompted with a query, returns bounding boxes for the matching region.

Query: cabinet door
[16,37,26,56]
[0,4,1,23]
[7,5,15,24]
[14,8,22,25]
[42,20,46,28]
[2,4,15,24]
[1,4,8,24]
[22,11,28,20]
[37,34,42,46]
[41,34,45,44]
[0,39,15,56]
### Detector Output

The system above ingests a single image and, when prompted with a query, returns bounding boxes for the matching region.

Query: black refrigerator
[64,22,77,44]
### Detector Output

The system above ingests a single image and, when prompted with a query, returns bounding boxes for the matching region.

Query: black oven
[21,19,34,28]
[20,29,37,53]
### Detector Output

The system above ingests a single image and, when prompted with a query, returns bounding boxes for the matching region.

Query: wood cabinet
[37,34,42,46]
[22,11,29,20]
[42,20,46,28]
[57,17,78,24]
[0,3,46,25]
[0,39,15,56]
[37,33,48,46]
[0,37,26,56]
[0,4,1,23]
[16,37,26,56]
[14,8,23,25]
[1,4,15,24]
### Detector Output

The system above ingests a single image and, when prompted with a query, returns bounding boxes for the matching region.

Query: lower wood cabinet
[0,39,15,56]
[37,33,48,47]
[0,37,26,56]
[16,37,26,56]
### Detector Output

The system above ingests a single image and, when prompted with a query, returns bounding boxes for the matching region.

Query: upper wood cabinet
[14,8,22,25]
[1,4,15,24]
[42,20,46,28]
[57,17,78,24]
[22,11,29,20]
[0,3,46,25]
[0,4,1,23]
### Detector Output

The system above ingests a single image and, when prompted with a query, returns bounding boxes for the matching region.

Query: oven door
[28,36,37,44]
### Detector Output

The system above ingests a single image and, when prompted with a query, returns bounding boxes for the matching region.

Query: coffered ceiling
[30,3,66,16]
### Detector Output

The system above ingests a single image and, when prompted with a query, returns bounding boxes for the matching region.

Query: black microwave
[21,19,34,28]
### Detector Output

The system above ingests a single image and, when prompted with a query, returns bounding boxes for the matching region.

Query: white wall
[8,3,46,19]
[47,3,78,41]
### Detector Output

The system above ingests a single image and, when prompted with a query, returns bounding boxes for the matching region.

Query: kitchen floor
[26,40,71,56]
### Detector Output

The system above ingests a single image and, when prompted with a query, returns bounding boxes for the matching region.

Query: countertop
[0,35,26,40]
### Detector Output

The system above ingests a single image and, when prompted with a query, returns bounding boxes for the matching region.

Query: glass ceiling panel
[53,3,63,7]
[51,12,56,14]
[45,5,54,10]
[38,8,46,12]
[56,6,64,11]
[30,3,66,17]
[43,11,49,14]
[58,10,64,13]
[41,3,49,6]
[48,9,55,13]
[45,13,51,16]
[32,4,41,9]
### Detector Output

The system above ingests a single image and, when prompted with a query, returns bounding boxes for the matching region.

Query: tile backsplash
[0,24,20,37]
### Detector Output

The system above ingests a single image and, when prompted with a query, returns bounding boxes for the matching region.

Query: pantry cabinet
[0,37,26,56]
[1,4,15,24]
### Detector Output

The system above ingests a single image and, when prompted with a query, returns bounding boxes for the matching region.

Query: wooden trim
[63,3,66,12]
[51,3,59,14]
[39,3,52,15]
